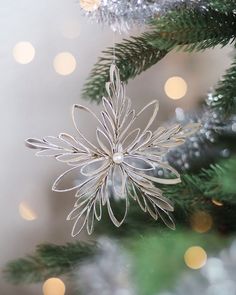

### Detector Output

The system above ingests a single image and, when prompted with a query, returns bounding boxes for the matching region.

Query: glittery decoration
[26,64,199,236]
[76,238,135,295]
[82,0,206,31]
[166,93,236,172]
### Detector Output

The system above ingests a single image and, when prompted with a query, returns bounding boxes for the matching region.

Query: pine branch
[4,242,96,284]
[82,35,168,101]
[209,57,236,116]
[82,6,236,102]
[149,8,236,52]
[164,162,236,208]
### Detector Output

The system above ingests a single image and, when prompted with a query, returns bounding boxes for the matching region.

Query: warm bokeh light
[191,211,213,233]
[62,20,80,39]
[53,52,76,76]
[184,246,207,270]
[80,0,101,12]
[19,202,37,221]
[212,199,223,207]
[13,42,35,64]
[164,76,188,100]
[43,278,66,295]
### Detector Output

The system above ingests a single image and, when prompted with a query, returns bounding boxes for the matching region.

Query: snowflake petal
[56,153,90,164]
[127,131,152,152]
[136,100,159,133]
[122,128,140,151]
[36,149,65,157]
[123,155,155,171]
[81,157,110,177]
[112,165,127,197]
[107,195,129,227]
[156,207,176,230]
[52,165,94,192]
[94,192,102,221]
[25,138,50,149]
[96,128,113,156]
[72,104,103,154]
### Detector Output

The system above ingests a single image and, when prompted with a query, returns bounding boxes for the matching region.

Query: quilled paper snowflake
[26,64,199,236]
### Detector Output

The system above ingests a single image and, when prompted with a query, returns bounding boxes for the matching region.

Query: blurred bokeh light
[190,211,213,233]
[184,246,207,270]
[13,41,35,64]
[19,202,37,221]
[164,76,188,100]
[43,278,66,295]
[53,52,77,75]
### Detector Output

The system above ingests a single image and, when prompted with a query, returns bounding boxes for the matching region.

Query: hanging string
[112,31,116,64]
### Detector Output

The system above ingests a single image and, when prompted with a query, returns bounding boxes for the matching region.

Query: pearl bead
[112,152,124,164]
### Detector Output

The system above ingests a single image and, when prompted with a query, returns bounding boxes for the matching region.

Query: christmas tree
[3,1,236,294]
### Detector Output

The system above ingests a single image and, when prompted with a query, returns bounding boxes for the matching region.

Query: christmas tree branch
[4,242,96,284]
[149,8,236,52]
[210,56,236,116]
[82,35,168,101]
[83,6,236,101]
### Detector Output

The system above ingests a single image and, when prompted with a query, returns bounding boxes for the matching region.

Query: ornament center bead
[112,152,124,164]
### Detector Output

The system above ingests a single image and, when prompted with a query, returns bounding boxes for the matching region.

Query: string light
[184,246,207,270]
[80,0,101,12]
[212,199,223,207]
[53,52,76,76]
[19,202,37,221]
[190,211,213,233]
[164,76,188,100]
[13,42,35,64]
[43,278,66,295]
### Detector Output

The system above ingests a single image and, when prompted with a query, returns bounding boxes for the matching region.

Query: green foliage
[83,4,236,101]
[210,57,236,116]
[149,8,236,52]
[4,242,96,284]
[164,162,236,207]
[129,231,229,295]
[220,157,236,194]
[82,36,167,101]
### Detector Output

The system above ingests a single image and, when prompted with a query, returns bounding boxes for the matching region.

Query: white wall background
[0,1,233,294]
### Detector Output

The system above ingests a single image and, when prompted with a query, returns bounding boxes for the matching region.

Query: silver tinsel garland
[166,93,236,172]
[82,0,206,31]
[75,238,135,295]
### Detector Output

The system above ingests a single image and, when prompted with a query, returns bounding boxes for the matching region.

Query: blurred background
[0,0,234,294]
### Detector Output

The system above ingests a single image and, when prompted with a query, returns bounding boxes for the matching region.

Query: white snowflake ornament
[26,64,199,236]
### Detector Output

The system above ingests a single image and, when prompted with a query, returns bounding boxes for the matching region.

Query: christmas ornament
[81,0,206,32]
[26,64,199,236]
